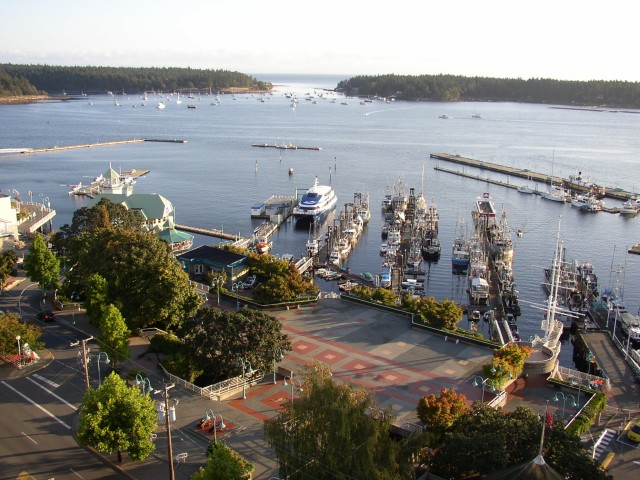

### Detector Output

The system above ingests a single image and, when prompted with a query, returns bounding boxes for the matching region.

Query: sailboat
[175,92,182,105]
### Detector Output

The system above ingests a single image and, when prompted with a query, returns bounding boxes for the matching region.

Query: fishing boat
[620,197,640,216]
[517,185,534,194]
[541,184,569,203]
[476,192,496,218]
[421,229,441,259]
[293,176,337,225]
[452,235,470,270]
[255,237,272,254]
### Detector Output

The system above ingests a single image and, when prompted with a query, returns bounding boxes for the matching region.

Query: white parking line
[26,377,77,411]
[21,431,38,445]
[33,373,61,389]
[1,381,71,430]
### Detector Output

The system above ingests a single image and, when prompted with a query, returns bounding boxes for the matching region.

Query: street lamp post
[232,282,243,311]
[472,375,491,403]
[283,375,303,402]
[16,335,21,367]
[273,348,284,384]
[135,374,153,395]
[95,352,110,386]
[204,410,226,443]
[18,282,40,320]
[552,392,577,419]
[238,358,253,400]
[212,277,224,306]
[577,352,595,407]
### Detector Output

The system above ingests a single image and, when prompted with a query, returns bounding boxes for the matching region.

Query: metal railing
[553,365,611,391]
[209,369,263,401]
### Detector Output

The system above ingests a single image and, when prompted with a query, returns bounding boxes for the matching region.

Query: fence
[554,365,611,391]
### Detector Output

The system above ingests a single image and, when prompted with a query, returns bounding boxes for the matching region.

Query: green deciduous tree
[77,372,157,463]
[265,360,427,479]
[84,273,108,321]
[0,311,43,354]
[430,403,608,480]
[191,442,254,480]
[0,249,18,291]
[23,233,60,291]
[183,307,291,383]
[416,388,468,440]
[66,227,201,331]
[98,304,131,368]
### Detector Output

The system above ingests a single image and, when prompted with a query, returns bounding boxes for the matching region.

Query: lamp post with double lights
[273,348,284,384]
[212,276,224,306]
[95,352,110,385]
[135,374,153,395]
[283,375,303,402]
[238,358,253,400]
[231,282,243,311]
[204,409,226,443]
[472,375,492,403]
[552,391,577,419]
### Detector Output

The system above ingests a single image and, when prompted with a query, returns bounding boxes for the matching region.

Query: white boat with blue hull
[293,177,337,225]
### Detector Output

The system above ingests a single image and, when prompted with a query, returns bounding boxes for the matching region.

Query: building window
[194,264,203,275]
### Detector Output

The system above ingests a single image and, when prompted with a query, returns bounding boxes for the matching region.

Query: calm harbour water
[1,73,639,365]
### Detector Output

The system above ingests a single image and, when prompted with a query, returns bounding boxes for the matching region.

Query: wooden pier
[430,153,637,201]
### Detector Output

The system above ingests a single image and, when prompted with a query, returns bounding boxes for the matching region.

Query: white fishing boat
[541,184,568,203]
[620,197,640,216]
[293,176,337,225]
[517,185,534,194]
[476,192,496,218]
[452,235,470,270]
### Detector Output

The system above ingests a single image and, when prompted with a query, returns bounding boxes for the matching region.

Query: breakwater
[430,153,637,201]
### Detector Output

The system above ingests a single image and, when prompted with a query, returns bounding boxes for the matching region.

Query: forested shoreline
[338,74,640,108]
[0,64,271,96]
[2,64,640,108]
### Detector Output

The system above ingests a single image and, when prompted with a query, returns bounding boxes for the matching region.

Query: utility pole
[159,383,176,480]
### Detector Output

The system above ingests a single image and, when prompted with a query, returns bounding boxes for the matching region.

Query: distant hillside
[337,74,640,108]
[0,64,271,96]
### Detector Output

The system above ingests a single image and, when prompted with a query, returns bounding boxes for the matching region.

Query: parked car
[627,419,640,443]
[243,276,257,289]
[36,310,56,322]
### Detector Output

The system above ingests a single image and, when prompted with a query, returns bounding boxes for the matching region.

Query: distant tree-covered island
[337,74,640,108]
[0,64,272,103]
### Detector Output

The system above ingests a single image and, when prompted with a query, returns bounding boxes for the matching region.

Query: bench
[175,452,188,463]
[277,366,293,378]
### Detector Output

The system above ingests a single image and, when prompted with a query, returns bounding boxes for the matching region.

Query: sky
[2,0,638,82]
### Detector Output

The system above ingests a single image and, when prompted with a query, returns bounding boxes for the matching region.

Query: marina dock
[430,153,638,201]
[174,225,245,242]
[70,169,151,198]
[251,143,322,151]
[6,138,187,155]
[434,166,620,213]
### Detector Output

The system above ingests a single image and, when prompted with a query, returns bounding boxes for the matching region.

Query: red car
[36,310,56,322]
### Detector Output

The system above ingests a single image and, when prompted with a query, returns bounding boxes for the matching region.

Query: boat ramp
[430,153,637,202]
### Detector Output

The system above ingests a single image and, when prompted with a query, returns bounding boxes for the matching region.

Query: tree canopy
[191,442,254,480]
[0,63,271,96]
[416,387,468,440]
[77,372,157,463]
[182,307,291,384]
[98,304,131,368]
[337,74,640,108]
[264,360,427,479]
[428,403,609,480]
[0,311,43,355]
[23,233,60,290]
[57,199,201,331]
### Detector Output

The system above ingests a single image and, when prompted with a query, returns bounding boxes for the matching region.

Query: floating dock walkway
[251,143,322,151]
[2,138,187,155]
[174,225,242,242]
[430,153,637,201]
